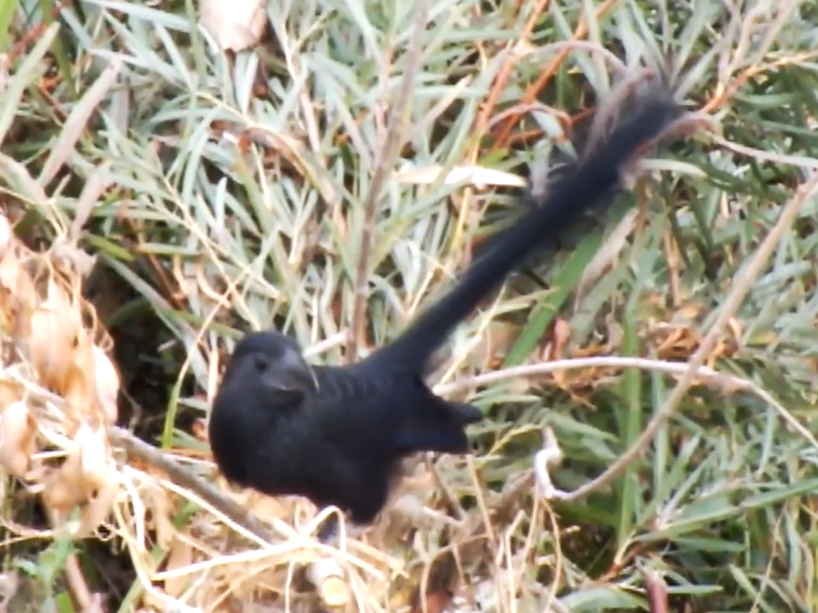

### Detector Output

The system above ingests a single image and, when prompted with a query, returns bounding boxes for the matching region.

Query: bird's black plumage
[208,88,686,529]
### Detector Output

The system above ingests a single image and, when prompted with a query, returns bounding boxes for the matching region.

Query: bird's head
[223,331,318,400]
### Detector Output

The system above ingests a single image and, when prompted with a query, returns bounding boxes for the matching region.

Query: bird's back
[239,363,475,523]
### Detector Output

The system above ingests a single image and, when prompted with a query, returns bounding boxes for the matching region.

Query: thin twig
[346,0,431,361]
[108,427,274,542]
[433,355,818,451]
[642,568,668,613]
[110,427,352,608]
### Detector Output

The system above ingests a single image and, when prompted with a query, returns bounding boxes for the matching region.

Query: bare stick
[433,355,818,451]
[346,0,431,360]
[108,427,275,542]
[643,568,668,613]
[109,427,350,608]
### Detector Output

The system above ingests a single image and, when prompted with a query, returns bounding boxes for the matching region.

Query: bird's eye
[253,356,267,372]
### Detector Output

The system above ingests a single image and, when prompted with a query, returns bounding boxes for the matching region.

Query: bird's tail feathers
[366,84,691,372]
[445,401,484,425]
[393,401,482,454]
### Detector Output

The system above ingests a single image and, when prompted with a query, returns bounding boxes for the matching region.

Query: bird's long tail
[364,87,687,372]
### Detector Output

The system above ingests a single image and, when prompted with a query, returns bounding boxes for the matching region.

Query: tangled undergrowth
[0,212,119,531]
[1,0,818,612]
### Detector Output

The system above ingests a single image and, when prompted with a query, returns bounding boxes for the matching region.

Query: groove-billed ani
[208,87,687,534]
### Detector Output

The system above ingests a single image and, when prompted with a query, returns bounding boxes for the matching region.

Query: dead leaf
[39,54,123,188]
[42,436,88,515]
[0,213,10,258]
[63,338,98,422]
[75,460,119,537]
[0,246,20,294]
[77,421,110,483]
[198,0,267,52]
[164,536,194,598]
[42,421,114,527]
[92,344,120,425]
[27,279,84,395]
[0,245,35,337]
[412,590,455,613]
[0,400,37,479]
[0,380,22,410]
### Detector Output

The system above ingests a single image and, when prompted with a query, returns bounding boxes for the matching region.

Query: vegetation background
[0,0,817,612]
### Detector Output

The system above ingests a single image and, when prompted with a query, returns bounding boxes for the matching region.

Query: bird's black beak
[264,345,319,394]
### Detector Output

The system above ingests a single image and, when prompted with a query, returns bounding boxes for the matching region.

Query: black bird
[208,88,686,535]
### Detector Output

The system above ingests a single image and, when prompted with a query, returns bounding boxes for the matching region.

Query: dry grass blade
[38,54,123,188]
[1,0,818,612]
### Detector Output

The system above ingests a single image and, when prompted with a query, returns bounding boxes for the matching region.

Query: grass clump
[0,0,817,612]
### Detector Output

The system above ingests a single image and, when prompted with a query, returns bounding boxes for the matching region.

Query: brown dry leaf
[654,327,700,359]
[75,460,119,537]
[60,329,100,428]
[0,400,37,478]
[27,278,84,394]
[198,0,267,52]
[164,535,195,598]
[0,246,20,295]
[42,421,113,523]
[549,318,572,361]
[572,342,611,358]
[91,344,120,425]
[0,246,36,337]
[0,213,11,257]
[0,379,22,410]
[705,338,736,370]
[42,444,87,516]
[77,421,111,484]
